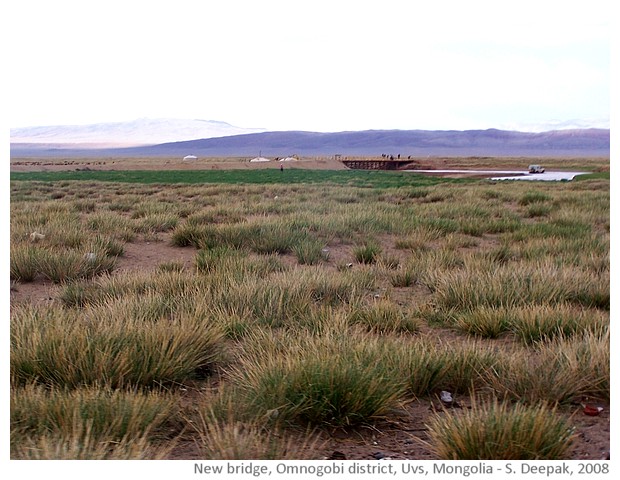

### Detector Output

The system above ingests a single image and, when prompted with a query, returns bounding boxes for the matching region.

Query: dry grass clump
[157,260,186,272]
[195,418,321,460]
[423,398,575,460]
[389,267,417,287]
[487,329,609,403]
[10,245,118,284]
[399,339,501,396]
[518,190,552,205]
[171,222,206,247]
[292,238,329,265]
[10,244,40,282]
[10,200,127,284]
[450,306,513,339]
[394,225,443,251]
[134,213,179,233]
[228,326,407,426]
[508,304,608,344]
[11,303,226,389]
[432,260,609,311]
[11,384,179,443]
[353,241,382,264]
[12,428,172,460]
[86,211,135,240]
[35,248,117,283]
[10,384,179,460]
[447,303,607,342]
[348,299,420,334]
[192,403,323,460]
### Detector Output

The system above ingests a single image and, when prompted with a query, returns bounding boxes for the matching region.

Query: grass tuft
[10,245,41,282]
[230,328,407,426]
[348,300,420,334]
[423,397,575,460]
[353,242,382,264]
[292,238,328,265]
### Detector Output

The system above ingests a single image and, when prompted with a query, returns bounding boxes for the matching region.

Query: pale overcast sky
[4,0,611,132]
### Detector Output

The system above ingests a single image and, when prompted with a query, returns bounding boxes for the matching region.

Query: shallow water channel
[405,169,587,181]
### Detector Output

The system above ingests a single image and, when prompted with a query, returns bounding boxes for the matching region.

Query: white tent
[250,157,271,162]
[183,155,197,161]
[279,156,298,162]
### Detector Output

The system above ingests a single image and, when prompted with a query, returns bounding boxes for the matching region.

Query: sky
[3,0,612,132]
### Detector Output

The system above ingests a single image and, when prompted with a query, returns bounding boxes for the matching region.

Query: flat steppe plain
[10,154,610,174]
[10,155,610,461]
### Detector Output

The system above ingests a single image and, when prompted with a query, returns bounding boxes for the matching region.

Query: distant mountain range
[10,119,610,158]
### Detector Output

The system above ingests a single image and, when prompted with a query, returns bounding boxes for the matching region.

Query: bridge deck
[341,159,415,170]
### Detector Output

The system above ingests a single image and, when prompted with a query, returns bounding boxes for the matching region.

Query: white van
[528,165,545,173]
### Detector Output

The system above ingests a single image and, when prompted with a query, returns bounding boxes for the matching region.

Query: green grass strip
[573,172,610,181]
[10,169,469,188]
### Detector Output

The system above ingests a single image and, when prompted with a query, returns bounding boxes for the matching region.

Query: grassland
[10,168,469,188]
[9,160,609,460]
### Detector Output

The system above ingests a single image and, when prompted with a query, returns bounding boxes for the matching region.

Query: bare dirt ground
[9,233,611,461]
[10,156,349,172]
